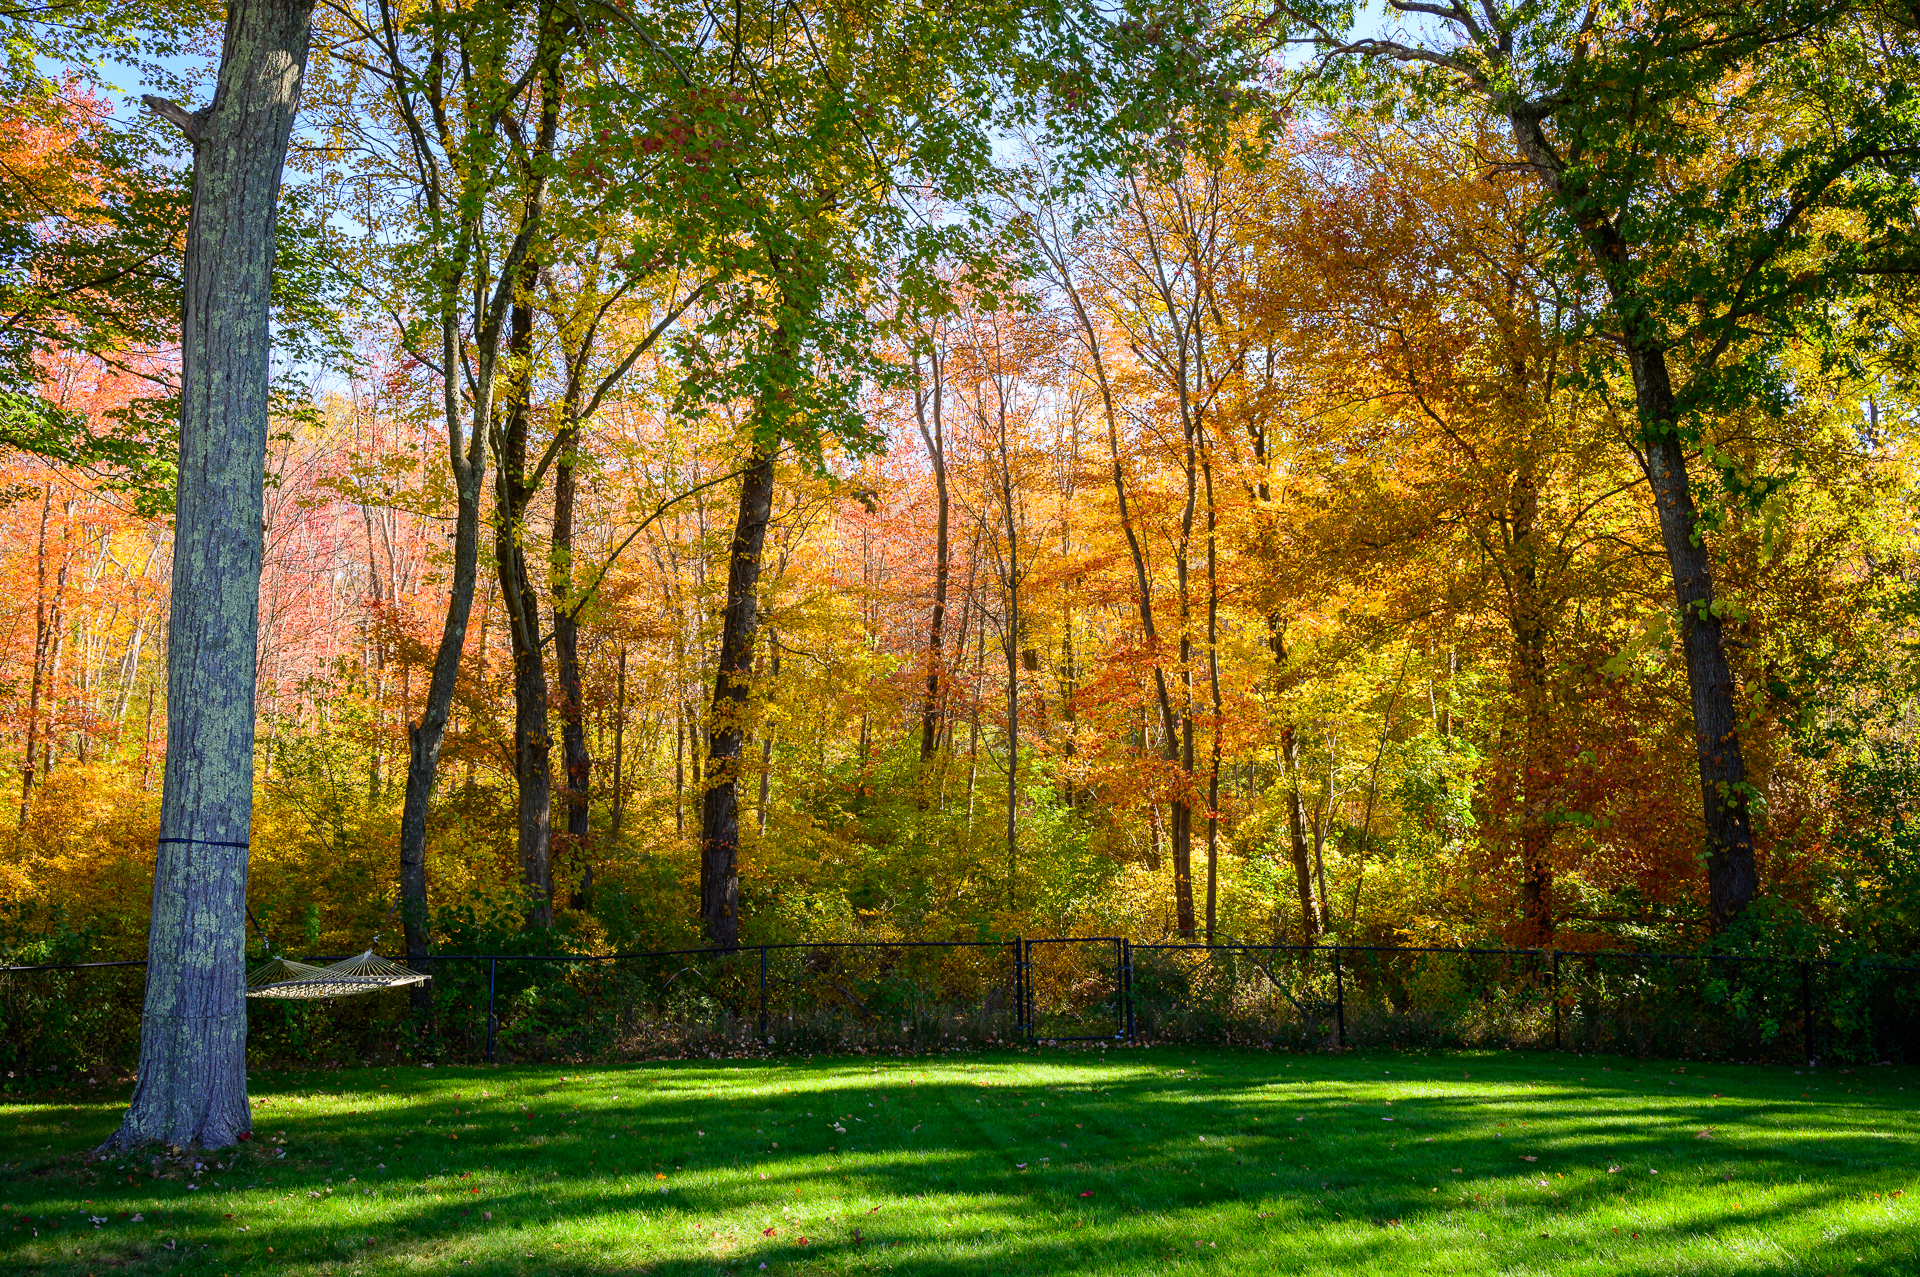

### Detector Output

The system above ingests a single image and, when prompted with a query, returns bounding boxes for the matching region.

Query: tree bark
[700,444,776,947]
[551,397,591,905]
[913,348,950,767]
[610,646,626,838]
[757,631,779,835]
[109,0,314,1151]
[21,485,53,828]
[496,263,553,929]
[1203,455,1222,944]
[1282,726,1317,939]
[1506,108,1758,929]
[1507,462,1555,945]
[995,400,1021,910]
[389,0,563,1018]
[1048,245,1190,932]
[1634,361,1759,928]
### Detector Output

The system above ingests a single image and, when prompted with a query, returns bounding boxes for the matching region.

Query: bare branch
[140,95,205,143]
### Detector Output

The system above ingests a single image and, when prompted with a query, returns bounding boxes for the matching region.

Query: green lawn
[3,1047,1916,1275]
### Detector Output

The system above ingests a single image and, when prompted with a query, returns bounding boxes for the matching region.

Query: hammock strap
[246,904,276,959]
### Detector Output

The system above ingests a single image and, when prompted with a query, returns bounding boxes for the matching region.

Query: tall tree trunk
[1636,370,1758,929]
[1050,251,1190,931]
[1172,409,1198,940]
[965,619,984,830]
[42,556,68,780]
[109,0,314,1151]
[610,647,626,838]
[21,485,52,828]
[1203,456,1222,944]
[997,421,1021,910]
[397,354,486,1023]
[1508,463,1555,945]
[700,444,776,947]
[757,631,778,835]
[1315,731,1334,932]
[551,402,591,906]
[392,0,561,1014]
[913,350,949,767]
[673,695,685,836]
[1507,111,1758,930]
[1282,726,1317,939]
[496,264,553,929]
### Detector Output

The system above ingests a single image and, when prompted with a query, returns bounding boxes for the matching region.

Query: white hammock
[247,950,431,999]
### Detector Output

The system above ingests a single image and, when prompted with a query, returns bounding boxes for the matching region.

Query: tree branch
[140,94,205,143]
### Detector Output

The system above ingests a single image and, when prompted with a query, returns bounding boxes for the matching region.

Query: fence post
[759,946,769,1042]
[1801,958,1813,1067]
[1010,938,1023,1038]
[1332,944,1345,1050]
[1122,939,1134,1043]
[1552,950,1562,1051]
[486,957,497,1064]
[1021,938,1032,1041]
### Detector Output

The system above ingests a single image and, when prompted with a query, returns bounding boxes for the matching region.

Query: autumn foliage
[5,47,1919,971]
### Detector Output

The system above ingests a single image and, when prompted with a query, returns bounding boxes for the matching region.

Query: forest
[5,0,1920,987]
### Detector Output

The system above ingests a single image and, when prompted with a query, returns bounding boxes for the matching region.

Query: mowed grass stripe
[1,1048,1915,1275]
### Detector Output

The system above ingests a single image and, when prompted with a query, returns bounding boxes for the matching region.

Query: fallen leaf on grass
[1521,1156,1538,1162]
[1080,1191,1094,1197]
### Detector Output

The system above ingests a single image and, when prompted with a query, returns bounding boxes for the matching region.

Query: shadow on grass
[4,1048,1917,1275]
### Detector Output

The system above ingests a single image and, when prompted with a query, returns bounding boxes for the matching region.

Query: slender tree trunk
[395,0,561,1000]
[551,402,591,907]
[1283,727,1316,939]
[914,353,950,767]
[610,647,626,838]
[109,0,314,1151]
[998,441,1020,911]
[495,260,553,929]
[757,631,778,835]
[1508,463,1555,945]
[673,701,685,835]
[1315,731,1334,932]
[42,558,68,780]
[398,377,486,1021]
[965,620,984,830]
[1203,456,1222,943]
[700,445,776,947]
[1172,414,1198,940]
[140,684,156,791]
[21,485,52,828]
[1052,254,1190,929]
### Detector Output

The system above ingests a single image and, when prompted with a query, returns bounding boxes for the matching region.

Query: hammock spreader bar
[246,950,430,1000]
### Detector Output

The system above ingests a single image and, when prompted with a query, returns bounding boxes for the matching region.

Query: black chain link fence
[5,940,1917,1077]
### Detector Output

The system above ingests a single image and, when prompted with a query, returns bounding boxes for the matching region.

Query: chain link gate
[1018,937,1125,1043]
